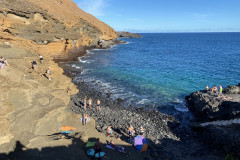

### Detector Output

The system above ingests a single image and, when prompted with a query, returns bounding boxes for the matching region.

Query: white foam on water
[173,98,184,103]
[86,50,95,55]
[71,64,81,69]
[173,98,189,112]
[137,99,151,105]
[78,57,90,63]
[81,69,93,74]
[174,105,189,112]
[93,48,105,51]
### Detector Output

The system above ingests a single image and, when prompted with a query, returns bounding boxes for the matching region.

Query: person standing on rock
[94,138,102,160]
[83,97,87,110]
[205,85,209,91]
[219,85,223,95]
[88,98,92,109]
[97,99,101,111]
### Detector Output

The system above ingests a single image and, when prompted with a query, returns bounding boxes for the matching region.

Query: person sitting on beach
[94,138,102,160]
[128,126,135,142]
[97,99,101,111]
[106,126,113,137]
[109,140,126,153]
[0,57,9,66]
[211,86,218,93]
[39,55,43,64]
[88,98,92,109]
[32,61,37,70]
[213,86,218,92]
[219,85,223,95]
[83,97,87,110]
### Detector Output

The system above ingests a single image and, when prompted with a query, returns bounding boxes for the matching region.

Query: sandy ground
[0,45,145,160]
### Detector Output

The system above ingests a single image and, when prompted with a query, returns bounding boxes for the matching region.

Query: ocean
[68,33,240,113]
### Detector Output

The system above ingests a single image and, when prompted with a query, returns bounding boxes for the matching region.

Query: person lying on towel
[108,140,126,153]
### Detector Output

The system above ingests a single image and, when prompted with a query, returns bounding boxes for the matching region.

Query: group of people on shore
[81,98,101,125]
[0,56,9,69]
[105,125,144,142]
[31,55,52,80]
[205,85,223,94]
[205,85,233,100]
[83,97,101,111]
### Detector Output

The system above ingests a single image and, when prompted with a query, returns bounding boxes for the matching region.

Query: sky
[73,0,240,33]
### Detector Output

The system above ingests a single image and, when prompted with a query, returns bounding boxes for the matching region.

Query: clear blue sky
[73,0,240,33]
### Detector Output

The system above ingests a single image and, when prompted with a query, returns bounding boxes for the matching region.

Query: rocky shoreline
[65,72,226,159]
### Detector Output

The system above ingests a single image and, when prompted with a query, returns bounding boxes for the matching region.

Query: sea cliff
[0,0,117,57]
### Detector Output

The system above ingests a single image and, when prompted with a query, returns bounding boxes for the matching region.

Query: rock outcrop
[0,0,118,57]
[185,84,240,122]
[186,84,240,159]
[117,32,142,38]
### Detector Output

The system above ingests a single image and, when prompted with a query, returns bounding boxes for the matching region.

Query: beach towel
[106,144,125,153]
[87,149,105,158]
[61,126,76,131]
[80,117,90,123]
[61,131,72,134]
[85,141,95,147]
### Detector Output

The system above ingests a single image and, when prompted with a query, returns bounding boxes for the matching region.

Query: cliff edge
[0,0,117,57]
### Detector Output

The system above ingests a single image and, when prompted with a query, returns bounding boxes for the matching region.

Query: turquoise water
[73,33,240,112]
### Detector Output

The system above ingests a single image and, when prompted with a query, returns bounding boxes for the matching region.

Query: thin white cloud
[77,0,108,17]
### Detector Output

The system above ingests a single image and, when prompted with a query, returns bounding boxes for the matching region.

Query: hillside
[0,0,117,57]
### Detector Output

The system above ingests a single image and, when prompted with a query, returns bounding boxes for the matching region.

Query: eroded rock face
[0,0,117,55]
[185,84,240,122]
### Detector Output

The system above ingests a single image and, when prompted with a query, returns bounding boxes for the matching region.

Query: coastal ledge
[117,32,142,38]
[185,83,240,122]
[185,83,240,159]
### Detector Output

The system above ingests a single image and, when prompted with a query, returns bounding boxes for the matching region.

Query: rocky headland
[117,32,142,38]
[186,84,240,158]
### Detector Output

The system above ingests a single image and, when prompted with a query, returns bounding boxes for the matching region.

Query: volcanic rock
[185,84,240,121]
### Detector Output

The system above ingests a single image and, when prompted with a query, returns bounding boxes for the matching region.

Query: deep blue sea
[70,33,240,112]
